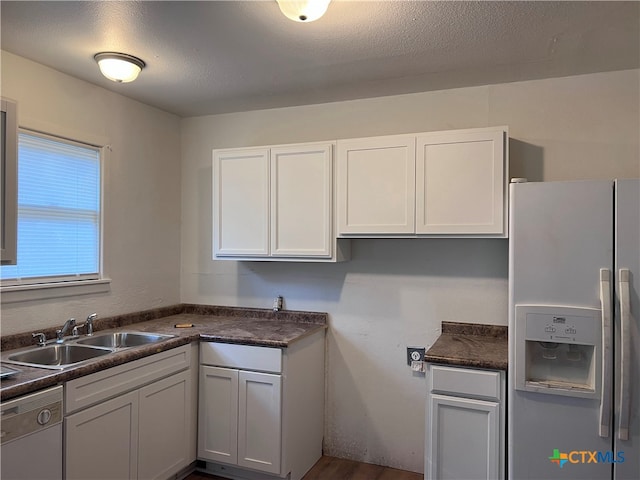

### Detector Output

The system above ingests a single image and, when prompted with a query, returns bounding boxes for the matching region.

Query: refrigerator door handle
[599,268,612,438]
[618,268,631,441]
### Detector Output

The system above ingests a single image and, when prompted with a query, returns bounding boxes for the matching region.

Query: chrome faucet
[85,313,97,336]
[71,313,97,336]
[56,318,76,343]
[32,332,46,346]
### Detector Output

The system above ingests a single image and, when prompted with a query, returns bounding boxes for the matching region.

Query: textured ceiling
[1,1,638,117]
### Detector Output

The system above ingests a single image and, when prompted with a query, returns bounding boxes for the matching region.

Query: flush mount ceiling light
[94,52,146,83]
[276,0,331,22]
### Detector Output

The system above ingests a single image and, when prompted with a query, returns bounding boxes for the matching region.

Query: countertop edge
[424,355,508,371]
[425,322,509,372]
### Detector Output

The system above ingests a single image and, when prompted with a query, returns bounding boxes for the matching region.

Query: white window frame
[0,127,111,302]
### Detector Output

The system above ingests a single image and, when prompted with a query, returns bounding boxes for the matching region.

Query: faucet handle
[32,332,46,346]
[86,313,97,335]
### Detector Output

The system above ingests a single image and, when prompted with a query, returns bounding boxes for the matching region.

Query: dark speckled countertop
[0,304,326,401]
[425,321,508,371]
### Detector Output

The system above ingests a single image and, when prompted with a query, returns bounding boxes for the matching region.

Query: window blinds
[0,132,101,284]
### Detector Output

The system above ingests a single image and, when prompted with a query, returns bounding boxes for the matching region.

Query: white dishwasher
[1,384,63,480]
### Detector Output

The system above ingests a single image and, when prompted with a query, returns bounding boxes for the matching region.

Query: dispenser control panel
[514,304,601,399]
[525,310,599,345]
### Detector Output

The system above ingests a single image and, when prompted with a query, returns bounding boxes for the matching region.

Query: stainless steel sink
[75,332,174,349]
[4,344,114,370]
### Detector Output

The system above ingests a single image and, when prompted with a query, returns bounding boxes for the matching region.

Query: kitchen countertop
[425,321,508,371]
[0,304,327,401]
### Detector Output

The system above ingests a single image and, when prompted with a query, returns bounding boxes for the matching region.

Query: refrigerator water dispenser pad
[515,305,601,398]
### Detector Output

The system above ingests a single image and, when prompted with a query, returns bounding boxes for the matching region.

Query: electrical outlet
[407,347,425,365]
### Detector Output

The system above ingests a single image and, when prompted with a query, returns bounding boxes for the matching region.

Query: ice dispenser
[514,305,601,398]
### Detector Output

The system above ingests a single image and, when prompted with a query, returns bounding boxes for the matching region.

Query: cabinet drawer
[430,365,501,401]
[65,344,191,414]
[200,342,282,373]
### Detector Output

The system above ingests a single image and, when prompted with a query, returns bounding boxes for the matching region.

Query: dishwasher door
[1,385,63,480]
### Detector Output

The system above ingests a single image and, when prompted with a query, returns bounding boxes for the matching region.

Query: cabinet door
[65,390,139,480]
[270,144,333,257]
[426,393,500,480]
[337,135,416,234]
[213,148,270,256]
[237,371,282,474]
[416,129,505,235]
[198,366,239,465]
[138,370,191,480]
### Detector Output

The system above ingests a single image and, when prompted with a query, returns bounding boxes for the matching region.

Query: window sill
[0,278,111,304]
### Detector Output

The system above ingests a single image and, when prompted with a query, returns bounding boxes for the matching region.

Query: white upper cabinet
[416,128,506,235]
[270,144,332,257]
[337,135,416,234]
[213,142,349,262]
[213,148,270,257]
[337,127,508,237]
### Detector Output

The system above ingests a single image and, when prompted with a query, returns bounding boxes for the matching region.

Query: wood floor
[186,456,422,480]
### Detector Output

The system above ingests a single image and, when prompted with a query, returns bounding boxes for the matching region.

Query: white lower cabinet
[198,366,239,465]
[64,344,196,480]
[199,366,282,474]
[238,371,282,474]
[198,333,324,480]
[426,364,505,480]
[138,371,192,479]
[65,390,139,479]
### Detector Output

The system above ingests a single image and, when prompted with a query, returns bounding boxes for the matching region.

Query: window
[0,131,102,286]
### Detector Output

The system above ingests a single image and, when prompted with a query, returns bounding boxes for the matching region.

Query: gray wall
[180,69,639,473]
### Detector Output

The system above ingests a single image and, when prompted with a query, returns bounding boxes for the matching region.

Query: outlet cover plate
[407,347,425,365]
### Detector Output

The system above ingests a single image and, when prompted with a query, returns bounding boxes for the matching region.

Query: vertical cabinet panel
[427,394,500,480]
[198,366,239,465]
[213,149,270,256]
[138,370,191,480]
[237,371,282,474]
[271,144,332,257]
[416,130,505,235]
[65,390,139,480]
[337,135,416,234]
[1,97,18,265]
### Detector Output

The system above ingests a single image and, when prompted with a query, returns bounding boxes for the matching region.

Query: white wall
[181,69,639,473]
[0,51,182,335]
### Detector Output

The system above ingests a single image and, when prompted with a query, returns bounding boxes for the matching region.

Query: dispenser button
[565,327,577,335]
[544,326,556,333]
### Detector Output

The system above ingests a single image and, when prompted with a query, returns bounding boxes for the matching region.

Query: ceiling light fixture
[276,0,331,22]
[94,52,146,83]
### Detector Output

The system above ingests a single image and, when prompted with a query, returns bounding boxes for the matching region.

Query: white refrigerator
[508,179,639,479]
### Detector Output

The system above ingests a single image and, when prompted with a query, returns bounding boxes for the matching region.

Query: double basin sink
[3,332,174,370]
